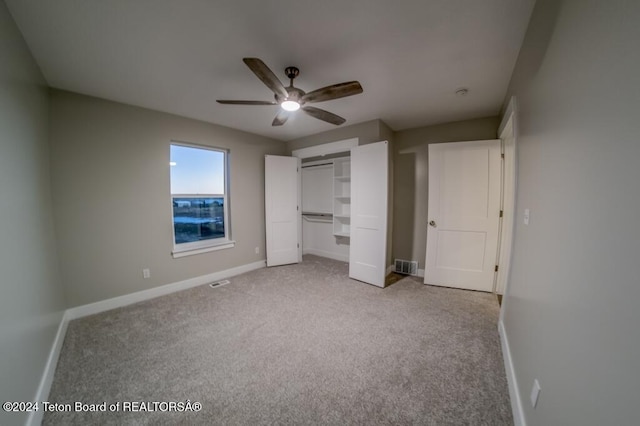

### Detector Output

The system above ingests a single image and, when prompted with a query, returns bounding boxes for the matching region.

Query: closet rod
[301,162,333,169]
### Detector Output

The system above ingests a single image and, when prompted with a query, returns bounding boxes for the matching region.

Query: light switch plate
[530,379,541,408]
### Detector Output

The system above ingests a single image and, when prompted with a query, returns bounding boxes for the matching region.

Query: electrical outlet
[142,268,150,279]
[524,208,530,225]
[255,246,259,254]
[530,379,541,408]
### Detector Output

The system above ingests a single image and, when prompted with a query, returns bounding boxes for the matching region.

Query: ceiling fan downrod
[284,66,299,87]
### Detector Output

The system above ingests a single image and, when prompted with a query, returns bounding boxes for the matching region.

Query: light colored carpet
[44,255,512,425]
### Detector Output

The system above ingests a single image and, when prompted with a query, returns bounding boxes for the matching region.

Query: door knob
[429,220,437,227]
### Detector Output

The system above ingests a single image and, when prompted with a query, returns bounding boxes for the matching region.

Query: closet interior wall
[301,155,351,262]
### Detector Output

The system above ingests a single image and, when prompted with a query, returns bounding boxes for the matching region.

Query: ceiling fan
[217,58,363,126]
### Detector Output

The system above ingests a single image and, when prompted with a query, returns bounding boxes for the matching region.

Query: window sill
[172,240,235,258]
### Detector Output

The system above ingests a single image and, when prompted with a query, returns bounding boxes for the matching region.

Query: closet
[300,156,351,262]
[265,139,390,287]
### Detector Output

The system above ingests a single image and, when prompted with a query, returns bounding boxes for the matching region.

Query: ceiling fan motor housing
[276,86,305,104]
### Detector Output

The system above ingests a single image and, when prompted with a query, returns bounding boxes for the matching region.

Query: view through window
[170,144,228,249]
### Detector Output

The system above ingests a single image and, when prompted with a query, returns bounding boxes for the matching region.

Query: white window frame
[170,141,234,258]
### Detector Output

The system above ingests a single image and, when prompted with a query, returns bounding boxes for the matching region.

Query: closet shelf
[304,216,332,224]
[333,157,351,240]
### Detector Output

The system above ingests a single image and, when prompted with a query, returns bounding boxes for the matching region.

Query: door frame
[496,96,518,318]
[292,138,358,159]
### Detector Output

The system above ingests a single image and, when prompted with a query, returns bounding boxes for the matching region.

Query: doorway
[496,96,518,305]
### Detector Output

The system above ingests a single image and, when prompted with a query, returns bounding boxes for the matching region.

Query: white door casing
[496,117,516,295]
[349,141,388,287]
[265,155,301,267]
[424,140,501,291]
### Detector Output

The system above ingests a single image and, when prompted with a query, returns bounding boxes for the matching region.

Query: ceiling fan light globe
[281,100,300,112]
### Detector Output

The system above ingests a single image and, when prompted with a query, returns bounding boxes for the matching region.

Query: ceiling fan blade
[301,81,363,104]
[243,58,288,99]
[272,109,290,126]
[216,100,278,105]
[302,106,346,125]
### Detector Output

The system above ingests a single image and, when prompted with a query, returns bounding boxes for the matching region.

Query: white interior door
[349,141,388,287]
[425,140,501,291]
[265,155,301,267]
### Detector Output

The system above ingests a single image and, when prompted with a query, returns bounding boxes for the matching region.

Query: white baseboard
[499,320,526,426]
[302,248,349,263]
[386,264,394,275]
[66,260,266,320]
[27,310,70,426]
[28,260,267,426]
[417,268,425,278]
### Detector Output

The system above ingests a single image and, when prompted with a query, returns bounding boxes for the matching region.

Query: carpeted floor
[44,255,512,425]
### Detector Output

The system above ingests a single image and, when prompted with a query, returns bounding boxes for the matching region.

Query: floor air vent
[209,279,231,288]
[394,259,418,276]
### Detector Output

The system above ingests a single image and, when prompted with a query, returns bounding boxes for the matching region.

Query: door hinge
[495,265,499,272]
[297,205,299,211]
[500,210,503,218]
[501,153,505,159]
[297,243,300,248]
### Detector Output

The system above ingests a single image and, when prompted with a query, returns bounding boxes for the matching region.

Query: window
[170,143,233,257]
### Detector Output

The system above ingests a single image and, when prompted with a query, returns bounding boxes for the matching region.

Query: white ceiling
[6,0,535,141]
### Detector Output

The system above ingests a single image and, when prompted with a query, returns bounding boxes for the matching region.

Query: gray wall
[0,2,67,425]
[286,119,385,152]
[393,117,500,268]
[501,1,640,425]
[50,90,286,307]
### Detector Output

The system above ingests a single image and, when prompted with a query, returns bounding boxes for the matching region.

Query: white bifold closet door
[265,155,301,267]
[349,141,389,287]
